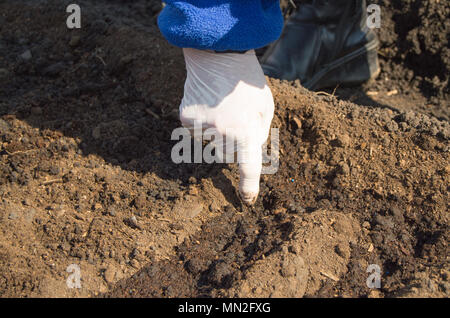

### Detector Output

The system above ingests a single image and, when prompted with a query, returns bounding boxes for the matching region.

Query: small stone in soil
[8,212,19,220]
[127,215,142,230]
[20,50,32,60]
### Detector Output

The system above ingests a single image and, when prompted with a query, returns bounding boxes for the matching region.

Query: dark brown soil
[0,0,448,298]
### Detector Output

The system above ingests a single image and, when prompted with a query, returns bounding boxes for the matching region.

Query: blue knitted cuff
[157,0,283,51]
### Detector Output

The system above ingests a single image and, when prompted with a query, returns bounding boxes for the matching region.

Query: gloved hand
[179,48,275,205]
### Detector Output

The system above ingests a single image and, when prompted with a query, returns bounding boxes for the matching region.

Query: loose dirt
[0,0,448,298]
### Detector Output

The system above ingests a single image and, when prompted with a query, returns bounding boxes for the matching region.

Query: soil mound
[0,0,448,297]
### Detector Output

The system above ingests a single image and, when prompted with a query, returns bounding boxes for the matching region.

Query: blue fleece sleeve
[157,0,283,51]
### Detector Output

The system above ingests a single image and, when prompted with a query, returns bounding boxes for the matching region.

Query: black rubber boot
[261,0,380,90]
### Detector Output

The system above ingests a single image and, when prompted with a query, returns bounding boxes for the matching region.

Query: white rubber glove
[179,48,275,205]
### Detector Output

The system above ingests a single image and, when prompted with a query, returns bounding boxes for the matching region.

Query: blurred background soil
[0,0,448,297]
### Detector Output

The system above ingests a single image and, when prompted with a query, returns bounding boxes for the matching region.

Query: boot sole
[303,38,380,90]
